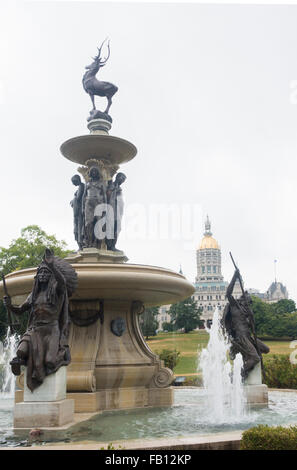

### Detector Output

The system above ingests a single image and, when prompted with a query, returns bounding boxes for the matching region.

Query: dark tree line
[252,297,297,339]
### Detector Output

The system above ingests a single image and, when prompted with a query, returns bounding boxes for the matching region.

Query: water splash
[0,329,18,399]
[198,307,247,423]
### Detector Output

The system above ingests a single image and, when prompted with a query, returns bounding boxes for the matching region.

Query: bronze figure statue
[222,254,269,379]
[106,172,126,251]
[83,166,106,249]
[70,167,126,252]
[4,249,77,391]
[82,39,118,122]
[70,175,85,250]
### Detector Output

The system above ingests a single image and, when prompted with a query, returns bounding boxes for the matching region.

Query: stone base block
[15,390,24,404]
[245,363,262,386]
[24,366,67,402]
[67,391,101,413]
[245,384,268,405]
[148,387,174,407]
[65,247,128,264]
[14,399,74,428]
[67,387,174,413]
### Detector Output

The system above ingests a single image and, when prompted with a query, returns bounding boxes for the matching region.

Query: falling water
[199,307,247,423]
[0,329,18,399]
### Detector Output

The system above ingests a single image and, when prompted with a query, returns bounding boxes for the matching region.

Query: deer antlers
[93,38,110,66]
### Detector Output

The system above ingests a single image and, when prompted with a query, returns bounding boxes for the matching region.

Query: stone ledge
[14,399,74,428]
[2,431,243,450]
[67,387,173,412]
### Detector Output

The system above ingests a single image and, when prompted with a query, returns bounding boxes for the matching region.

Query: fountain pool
[0,309,297,448]
[0,388,297,447]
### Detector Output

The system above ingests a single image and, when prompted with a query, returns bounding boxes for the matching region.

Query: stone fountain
[0,42,195,428]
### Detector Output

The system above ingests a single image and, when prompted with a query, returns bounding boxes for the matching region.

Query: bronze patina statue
[70,167,126,252]
[70,174,85,251]
[82,39,118,122]
[83,166,106,249]
[4,249,77,391]
[106,172,126,252]
[222,254,269,379]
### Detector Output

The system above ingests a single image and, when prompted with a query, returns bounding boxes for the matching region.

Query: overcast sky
[0,0,296,301]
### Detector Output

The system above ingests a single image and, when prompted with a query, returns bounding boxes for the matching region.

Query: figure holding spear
[222,253,270,379]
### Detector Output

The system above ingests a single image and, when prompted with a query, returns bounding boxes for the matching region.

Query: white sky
[0,0,296,301]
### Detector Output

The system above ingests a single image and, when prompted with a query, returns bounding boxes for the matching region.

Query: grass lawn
[146,331,293,376]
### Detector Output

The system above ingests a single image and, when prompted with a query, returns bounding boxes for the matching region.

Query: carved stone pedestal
[24,366,67,402]
[14,399,74,428]
[66,295,175,412]
[14,367,74,428]
[66,247,128,264]
[244,363,268,405]
[245,384,268,405]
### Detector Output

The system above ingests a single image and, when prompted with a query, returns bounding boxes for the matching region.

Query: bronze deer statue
[82,39,118,118]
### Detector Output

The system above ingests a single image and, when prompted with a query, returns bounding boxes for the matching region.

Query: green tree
[139,306,159,340]
[156,349,180,371]
[252,296,297,339]
[252,296,273,336]
[0,225,71,340]
[271,299,296,315]
[169,297,202,333]
[161,321,177,332]
[0,225,71,276]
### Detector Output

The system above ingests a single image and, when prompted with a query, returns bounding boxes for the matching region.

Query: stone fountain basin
[0,262,195,415]
[0,262,195,307]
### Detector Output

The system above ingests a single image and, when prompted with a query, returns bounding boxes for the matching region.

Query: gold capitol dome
[198,216,220,250]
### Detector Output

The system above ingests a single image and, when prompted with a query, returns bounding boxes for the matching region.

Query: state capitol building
[157,216,289,330]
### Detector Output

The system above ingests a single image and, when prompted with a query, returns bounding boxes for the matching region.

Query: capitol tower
[194,216,230,327]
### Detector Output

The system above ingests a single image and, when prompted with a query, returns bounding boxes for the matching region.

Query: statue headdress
[32,251,78,304]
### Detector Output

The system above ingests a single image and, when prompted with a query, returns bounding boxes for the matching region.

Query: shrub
[157,349,180,371]
[241,425,297,450]
[100,443,124,450]
[263,354,297,389]
[183,375,203,387]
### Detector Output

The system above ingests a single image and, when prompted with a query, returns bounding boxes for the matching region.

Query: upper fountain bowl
[60,134,137,166]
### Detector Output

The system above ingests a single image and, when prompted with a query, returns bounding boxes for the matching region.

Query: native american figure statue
[222,254,269,379]
[4,249,78,391]
[82,39,118,122]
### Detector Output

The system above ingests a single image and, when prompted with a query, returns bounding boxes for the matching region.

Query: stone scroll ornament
[5,249,78,392]
[82,38,118,122]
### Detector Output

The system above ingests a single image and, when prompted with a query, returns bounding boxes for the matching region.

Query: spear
[1,273,19,335]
